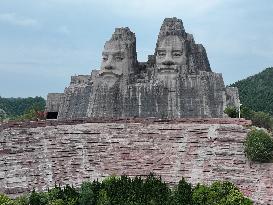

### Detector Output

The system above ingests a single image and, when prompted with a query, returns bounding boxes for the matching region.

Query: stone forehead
[103,40,127,52]
[157,35,184,49]
[103,27,135,52]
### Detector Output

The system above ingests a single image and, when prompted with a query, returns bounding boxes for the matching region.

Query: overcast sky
[0,0,272,98]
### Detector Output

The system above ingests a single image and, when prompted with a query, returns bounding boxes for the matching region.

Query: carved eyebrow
[157,49,166,53]
[113,51,125,56]
[102,51,125,56]
[172,49,183,52]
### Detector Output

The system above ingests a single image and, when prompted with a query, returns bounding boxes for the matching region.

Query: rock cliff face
[46,17,240,119]
[0,119,272,205]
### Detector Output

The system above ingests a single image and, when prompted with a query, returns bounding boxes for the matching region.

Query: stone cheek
[1,122,273,205]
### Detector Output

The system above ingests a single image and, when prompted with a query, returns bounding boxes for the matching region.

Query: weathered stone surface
[46,93,63,113]
[57,75,92,119]
[225,86,240,108]
[0,120,272,205]
[46,17,239,119]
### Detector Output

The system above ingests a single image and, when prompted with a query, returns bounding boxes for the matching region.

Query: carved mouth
[99,71,121,78]
[158,66,178,73]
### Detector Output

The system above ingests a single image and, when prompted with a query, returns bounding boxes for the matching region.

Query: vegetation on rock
[0,174,253,205]
[244,129,273,163]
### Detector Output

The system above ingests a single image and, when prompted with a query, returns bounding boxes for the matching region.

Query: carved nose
[162,60,175,66]
[104,65,114,70]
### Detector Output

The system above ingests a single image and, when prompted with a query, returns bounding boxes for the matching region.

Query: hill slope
[0,96,45,118]
[231,67,273,115]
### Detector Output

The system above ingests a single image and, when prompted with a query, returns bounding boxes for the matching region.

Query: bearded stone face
[99,41,130,86]
[156,35,187,75]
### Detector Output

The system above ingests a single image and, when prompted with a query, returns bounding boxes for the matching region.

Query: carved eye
[115,56,123,61]
[102,56,108,61]
[173,51,182,57]
[157,51,166,57]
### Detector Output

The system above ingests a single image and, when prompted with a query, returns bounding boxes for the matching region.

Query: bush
[192,181,252,205]
[12,195,29,205]
[224,106,238,118]
[171,178,192,205]
[79,182,95,205]
[251,111,273,131]
[0,193,12,205]
[245,129,273,162]
[0,175,253,205]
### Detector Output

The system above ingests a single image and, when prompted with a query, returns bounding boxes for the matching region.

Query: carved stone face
[156,35,187,74]
[99,41,129,85]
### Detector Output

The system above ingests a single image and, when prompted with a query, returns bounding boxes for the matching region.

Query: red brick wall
[0,120,272,204]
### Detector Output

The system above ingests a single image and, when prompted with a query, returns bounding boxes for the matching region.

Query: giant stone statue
[46,17,240,119]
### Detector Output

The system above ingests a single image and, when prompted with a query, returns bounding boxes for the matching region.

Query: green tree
[97,189,110,205]
[79,182,95,205]
[171,177,192,205]
[192,184,210,205]
[251,111,273,131]
[192,182,253,205]
[231,67,273,115]
[222,189,252,205]
[49,199,65,205]
[0,96,45,119]
[0,193,12,205]
[244,129,273,162]
[13,195,29,205]
[224,106,238,118]
[241,106,253,120]
[0,109,7,122]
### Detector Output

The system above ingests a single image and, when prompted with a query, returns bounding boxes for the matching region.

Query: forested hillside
[231,67,273,115]
[0,96,45,119]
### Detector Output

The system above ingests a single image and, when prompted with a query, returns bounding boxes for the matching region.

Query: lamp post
[238,103,242,118]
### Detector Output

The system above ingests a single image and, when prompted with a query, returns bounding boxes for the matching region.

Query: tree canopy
[231,67,273,115]
[0,96,45,119]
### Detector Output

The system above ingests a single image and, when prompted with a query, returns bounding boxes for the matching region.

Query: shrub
[0,193,12,205]
[171,178,192,205]
[245,129,273,162]
[223,189,253,205]
[192,182,253,205]
[48,199,65,205]
[224,106,238,118]
[29,190,49,205]
[1,175,253,205]
[79,182,95,205]
[192,184,210,205]
[12,195,29,205]
[251,111,273,131]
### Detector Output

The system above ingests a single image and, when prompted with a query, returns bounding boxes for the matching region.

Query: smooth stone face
[99,41,130,86]
[156,35,187,75]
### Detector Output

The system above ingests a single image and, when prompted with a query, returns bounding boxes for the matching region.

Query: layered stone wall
[1,119,273,204]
